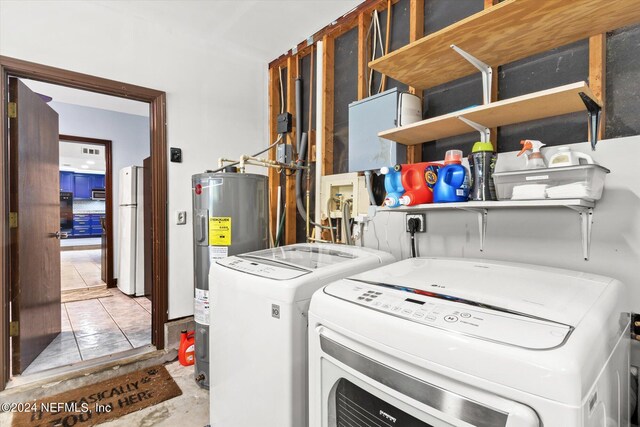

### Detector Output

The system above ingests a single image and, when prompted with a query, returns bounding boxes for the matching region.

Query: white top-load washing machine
[209,243,395,427]
[309,258,630,427]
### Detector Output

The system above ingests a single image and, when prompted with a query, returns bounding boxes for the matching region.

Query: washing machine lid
[218,244,363,280]
[338,258,612,333]
[242,245,359,270]
[351,258,611,326]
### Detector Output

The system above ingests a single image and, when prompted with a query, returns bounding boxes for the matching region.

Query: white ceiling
[59,140,106,174]
[94,0,361,61]
[21,1,361,116]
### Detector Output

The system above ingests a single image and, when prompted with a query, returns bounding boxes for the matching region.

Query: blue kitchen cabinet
[72,214,91,236]
[90,174,105,190]
[73,174,92,199]
[72,213,104,237]
[90,214,104,236]
[60,171,74,193]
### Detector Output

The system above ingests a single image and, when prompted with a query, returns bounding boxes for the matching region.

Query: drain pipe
[363,170,377,205]
[295,77,303,154]
[315,41,324,238]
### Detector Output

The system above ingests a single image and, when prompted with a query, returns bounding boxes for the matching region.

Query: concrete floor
[0,361,209,427]
[102,362,209,427]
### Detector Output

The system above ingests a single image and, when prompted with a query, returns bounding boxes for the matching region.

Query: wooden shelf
[369,0,640,90]
[377,198,596,260]
[379,82,600,145]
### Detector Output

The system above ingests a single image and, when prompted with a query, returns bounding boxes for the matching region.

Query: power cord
[408,218,419,258]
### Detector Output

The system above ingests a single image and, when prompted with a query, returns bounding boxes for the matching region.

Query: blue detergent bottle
[381,165,404,207]
[433,150,470,203]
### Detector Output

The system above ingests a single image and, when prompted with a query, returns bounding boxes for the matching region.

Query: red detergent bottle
[178,330,195,366]
[399,162,442,206]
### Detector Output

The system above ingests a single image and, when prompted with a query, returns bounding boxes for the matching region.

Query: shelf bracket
[458,207,488,251]
[457,116,491,143]
[567,206,593,261]
[450,44,493,105]
[578,92,602,151]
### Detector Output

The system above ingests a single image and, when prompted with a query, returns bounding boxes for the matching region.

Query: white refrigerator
[117,166,145,296]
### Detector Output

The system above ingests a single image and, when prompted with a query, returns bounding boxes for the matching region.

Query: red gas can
[399,162,442,206]
[178,330,195,366]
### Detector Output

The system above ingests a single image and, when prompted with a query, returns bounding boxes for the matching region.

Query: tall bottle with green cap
[468,141,497,201]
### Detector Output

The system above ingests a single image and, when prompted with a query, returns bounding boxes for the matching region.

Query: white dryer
[209,243,395,427]
[309,257,630,427]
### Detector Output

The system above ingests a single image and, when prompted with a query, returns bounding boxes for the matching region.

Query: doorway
[0,56,169,391]
[58,135,114,287]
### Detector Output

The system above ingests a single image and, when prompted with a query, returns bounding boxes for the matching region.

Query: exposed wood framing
[269,0,399,70]
[285,56,298,245]
[380,0,393,92]
[358,11,372,100]
[485,0,499,149]
[407,0,424,163]
[322,35,335,176]
[589,33,606,141]
[268,66,280,242]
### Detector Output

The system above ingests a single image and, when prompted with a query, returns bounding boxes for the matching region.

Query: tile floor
[61,249,105,290]
[23,288,152,375]
[61,237,102,248]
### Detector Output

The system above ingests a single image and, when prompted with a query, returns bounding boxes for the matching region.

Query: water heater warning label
[195,289,209,325]
[209,217,231,246]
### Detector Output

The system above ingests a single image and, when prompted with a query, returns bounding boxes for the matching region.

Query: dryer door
[316,328,541,427]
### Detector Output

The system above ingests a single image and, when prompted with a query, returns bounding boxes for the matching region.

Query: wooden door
[9,77,61,374]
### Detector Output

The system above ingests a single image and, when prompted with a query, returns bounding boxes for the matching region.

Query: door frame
[59,134,115,288]
[0,56,169,390]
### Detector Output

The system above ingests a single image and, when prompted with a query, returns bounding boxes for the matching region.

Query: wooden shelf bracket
[457,116,490,143]
[578,92,602,151]
[450,44,493,105]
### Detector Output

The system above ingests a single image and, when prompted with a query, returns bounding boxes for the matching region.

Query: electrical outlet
[406,213,426,233]
[176,211,187,225]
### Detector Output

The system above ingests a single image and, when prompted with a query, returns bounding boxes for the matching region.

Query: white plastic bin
[492,164,610,201]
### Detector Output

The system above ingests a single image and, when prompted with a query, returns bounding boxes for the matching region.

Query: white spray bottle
[517,140,546,169]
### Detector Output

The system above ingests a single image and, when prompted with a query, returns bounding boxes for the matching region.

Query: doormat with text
[11,365,182,427]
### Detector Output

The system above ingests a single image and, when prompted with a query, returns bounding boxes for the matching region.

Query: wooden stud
[285,56,298,245]
[485,0,499,149]
[268,66,280,243]
[407,0,424,163]
[380,0,393,92]
[322,35,335,177]
[268,0,399,69]
[358,11,372,100]
[589,33,606,141]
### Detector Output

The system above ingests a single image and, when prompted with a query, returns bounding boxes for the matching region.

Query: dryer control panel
[324,280,573,350]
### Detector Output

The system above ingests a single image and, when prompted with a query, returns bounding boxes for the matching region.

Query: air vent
[82,147,101,155]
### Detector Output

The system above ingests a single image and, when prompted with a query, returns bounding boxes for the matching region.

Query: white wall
[50,101,150,276]
[362,136,640,362]
[0,0,358,319]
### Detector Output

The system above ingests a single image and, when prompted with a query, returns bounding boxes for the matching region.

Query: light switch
[176,211,187,225]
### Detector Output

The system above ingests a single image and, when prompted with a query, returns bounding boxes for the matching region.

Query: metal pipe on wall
[315,40,324,239]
